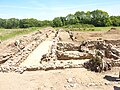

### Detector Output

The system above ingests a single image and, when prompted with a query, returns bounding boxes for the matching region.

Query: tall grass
[0,27,42,41]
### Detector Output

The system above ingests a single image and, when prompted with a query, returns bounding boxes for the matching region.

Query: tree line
[53,10,120,27]
[0,18,53,29]
[0,10,120,29]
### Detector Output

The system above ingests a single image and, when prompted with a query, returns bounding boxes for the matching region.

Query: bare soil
[0,68,120,90]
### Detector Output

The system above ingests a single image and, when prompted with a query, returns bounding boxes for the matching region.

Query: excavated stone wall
[56,39,120,72]
[0,29,120,74]
[0,29,54,73]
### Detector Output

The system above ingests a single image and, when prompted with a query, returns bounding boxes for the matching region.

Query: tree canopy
[0,9,120,29]
[52,9,119,27]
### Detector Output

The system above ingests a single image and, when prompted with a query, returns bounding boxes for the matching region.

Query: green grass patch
[0,27,43,41]
[63,24,95,28]
[59,26,120,32]
[56,24,120,31]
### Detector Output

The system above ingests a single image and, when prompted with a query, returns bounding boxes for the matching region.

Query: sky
[0,0,120,20]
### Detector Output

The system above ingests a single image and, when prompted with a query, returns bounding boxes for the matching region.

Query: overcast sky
[0,0,120,20]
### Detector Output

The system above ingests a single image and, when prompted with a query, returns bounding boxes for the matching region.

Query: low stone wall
[57,42,79,51]
[0,60,84,74]
[57,51,93,60]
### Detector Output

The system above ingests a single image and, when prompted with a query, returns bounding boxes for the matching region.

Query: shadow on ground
[114,86,120,90]
[104,75,120,82]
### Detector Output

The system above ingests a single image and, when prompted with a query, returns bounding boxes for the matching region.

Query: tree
[90,10,111,26]
[85,11,92,24]
[66,14,78,25]
[53,17,63,27]
[60,17,66,26]
[110,16,120,26]
[41,20,53,26]
[28,18,39,27]
[74,11,87,23]
[0,18,6,28]
[19,19,30,28]
[4,18,19,29]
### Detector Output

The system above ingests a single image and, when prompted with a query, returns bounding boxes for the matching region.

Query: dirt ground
[0,27,120,90]
[0,68,120,90]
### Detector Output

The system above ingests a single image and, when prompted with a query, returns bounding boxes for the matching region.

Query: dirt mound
[106,28,120,34]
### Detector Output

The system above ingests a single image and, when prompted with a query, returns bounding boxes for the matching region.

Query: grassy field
[55,24,120,31]
[0,27,43,41]
[60,26,120,31]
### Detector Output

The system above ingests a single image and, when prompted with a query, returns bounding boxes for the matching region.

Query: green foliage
[110,16,120,26]
[53,9,119,27]
[0,18,53,29]
[60,17,66,26]
[90,10,112,26]
[91,55,102,66]
[74,11,88,23]
[66,14,79,25]
[0,27,42,40]
[53,17,63,27]
[0,18,19,29]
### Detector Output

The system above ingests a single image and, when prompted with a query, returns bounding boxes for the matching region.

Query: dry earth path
[20,32,55,67]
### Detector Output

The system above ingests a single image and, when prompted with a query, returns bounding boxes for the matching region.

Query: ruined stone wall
[0,29,53,73]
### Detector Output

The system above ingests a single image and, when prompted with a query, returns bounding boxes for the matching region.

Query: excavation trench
[0,30,120,73]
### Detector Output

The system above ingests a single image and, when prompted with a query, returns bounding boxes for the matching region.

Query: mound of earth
[106,28,120,34]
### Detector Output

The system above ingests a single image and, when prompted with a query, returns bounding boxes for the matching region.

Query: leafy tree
[41,20,53,26]
[28,18,39,27]
[66,14,78,25]
[60,17,66,26]
[74,11,86,23]
[53,17,63,27]
[4,18,19,29]
[0,18,6,28]
[84,11,92,24]
[110,16,120,26]
[91,10,111,26]
[19,19,30,28]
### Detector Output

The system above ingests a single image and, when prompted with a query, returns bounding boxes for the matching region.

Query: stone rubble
[41,30,60,63]
[23,61,83,72]
[57,51,93,60]
[81,40,120,72]
[57,42,79,51]
[0,28,54,73]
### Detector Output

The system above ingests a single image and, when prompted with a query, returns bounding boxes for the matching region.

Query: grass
[57,26,120,32]
[90,27,120,31]
[0,27,43,41]
[54,24,120,31]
